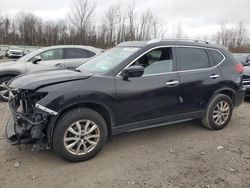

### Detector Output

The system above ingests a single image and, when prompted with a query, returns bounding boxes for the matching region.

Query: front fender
[37,90,116,116]
[35,78,117,143]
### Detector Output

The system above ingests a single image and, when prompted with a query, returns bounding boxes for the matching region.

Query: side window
[39,49,63,61]
[208,49,224,66]
[130,47,173,75]
[64,48,96,59]
[86,50,96,57]
[176,47,210,71]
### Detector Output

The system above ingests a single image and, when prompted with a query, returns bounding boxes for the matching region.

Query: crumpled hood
[8,69,93,90]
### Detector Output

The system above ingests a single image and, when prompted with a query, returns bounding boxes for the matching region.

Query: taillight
[236,63,244,74]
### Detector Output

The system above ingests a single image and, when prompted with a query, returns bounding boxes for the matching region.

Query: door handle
[166,80,179,86]
[55,63,64,67]
[210,74,220,79]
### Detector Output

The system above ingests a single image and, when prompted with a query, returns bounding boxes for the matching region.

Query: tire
[53,108,108,162]
[201,94,233,130]
[0,76,13,102]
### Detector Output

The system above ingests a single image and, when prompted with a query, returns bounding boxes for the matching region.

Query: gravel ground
[0,57,250,187]
[0,100,250,188]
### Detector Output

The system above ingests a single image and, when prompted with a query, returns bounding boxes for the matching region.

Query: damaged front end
[6,89,53,147]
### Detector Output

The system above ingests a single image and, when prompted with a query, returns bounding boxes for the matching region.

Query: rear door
[176,46,223,115]
[64,48,96,69]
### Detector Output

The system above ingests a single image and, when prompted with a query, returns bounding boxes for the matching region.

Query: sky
[1,0,250,38]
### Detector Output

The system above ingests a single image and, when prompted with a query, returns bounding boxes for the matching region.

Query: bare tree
[127,4,136,40]
[68,0,96,44]
[116,5,127,43]
[236,21,248,48]
[172,23,185,39]
[104,5,119,47]
[214,20,249,50]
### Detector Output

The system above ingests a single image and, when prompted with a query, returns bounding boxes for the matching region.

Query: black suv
[5,39,245,162]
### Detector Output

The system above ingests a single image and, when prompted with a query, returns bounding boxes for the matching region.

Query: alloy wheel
[212,100,230,126]
[63,120,100,156]
[0,82,10,100]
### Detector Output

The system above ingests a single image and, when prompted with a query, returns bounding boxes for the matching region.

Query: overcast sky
[1,0,250,38]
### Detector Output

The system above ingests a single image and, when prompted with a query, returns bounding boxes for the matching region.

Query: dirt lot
[0,58,250,187]
[0,100,249,188]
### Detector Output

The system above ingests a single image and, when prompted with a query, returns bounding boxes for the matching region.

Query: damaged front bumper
[6,117,19,145]
[5,117,35,145]
[5,89,57,146]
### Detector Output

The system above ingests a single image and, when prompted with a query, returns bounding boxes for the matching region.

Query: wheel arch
[47,102,115,144]
[211,88,236,106]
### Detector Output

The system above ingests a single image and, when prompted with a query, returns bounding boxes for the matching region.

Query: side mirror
[121,66,144,79]
[32,56,42,64]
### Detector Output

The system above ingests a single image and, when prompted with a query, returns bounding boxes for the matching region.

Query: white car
[0,45,103,101]
[0,49,4,59]
[6,46,24,58]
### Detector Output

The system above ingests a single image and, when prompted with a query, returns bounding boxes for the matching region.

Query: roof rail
[147,39,161,44]
[147,38,210,45]
[162,38,209,44]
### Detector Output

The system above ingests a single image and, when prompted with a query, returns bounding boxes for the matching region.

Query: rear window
[64,48,95,59]
[208,49,224,66]
[176,47,210,71]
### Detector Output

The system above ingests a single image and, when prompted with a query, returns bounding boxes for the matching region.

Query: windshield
[77,47,140,73]
[18,48,43,62]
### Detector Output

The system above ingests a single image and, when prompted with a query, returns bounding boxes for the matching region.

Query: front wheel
[53,108,108,162]
[0,76,13,102]
[201,94,233,130]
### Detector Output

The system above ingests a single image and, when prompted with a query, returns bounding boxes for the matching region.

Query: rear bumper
[235,87,246,106]
[245,85,250,97]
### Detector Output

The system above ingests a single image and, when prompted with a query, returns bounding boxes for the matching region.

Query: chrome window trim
[115,45,226,78]
[175,46,226,73]
[116,45,172,77]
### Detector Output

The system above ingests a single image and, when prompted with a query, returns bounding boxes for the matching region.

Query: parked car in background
[245,55,250,66]
[233,53,250,66]
[5,46,24,58]
[0,45,102,101]
[5,39,245,162]
[243,58,250,97]
[0,49,4,59]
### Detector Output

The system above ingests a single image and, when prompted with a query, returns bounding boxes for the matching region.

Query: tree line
[0,0,249,51]
[0,0,165,49]
[213,21,250,52]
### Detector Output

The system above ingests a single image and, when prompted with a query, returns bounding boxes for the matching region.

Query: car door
[115,47,181,130]
[176,46,223,115]
[26,48,65,72]
[64,48,95,69]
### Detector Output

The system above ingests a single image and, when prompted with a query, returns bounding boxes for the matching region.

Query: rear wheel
[201,94,233,130]
[53,108,108,162]
[0,76,13,102]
